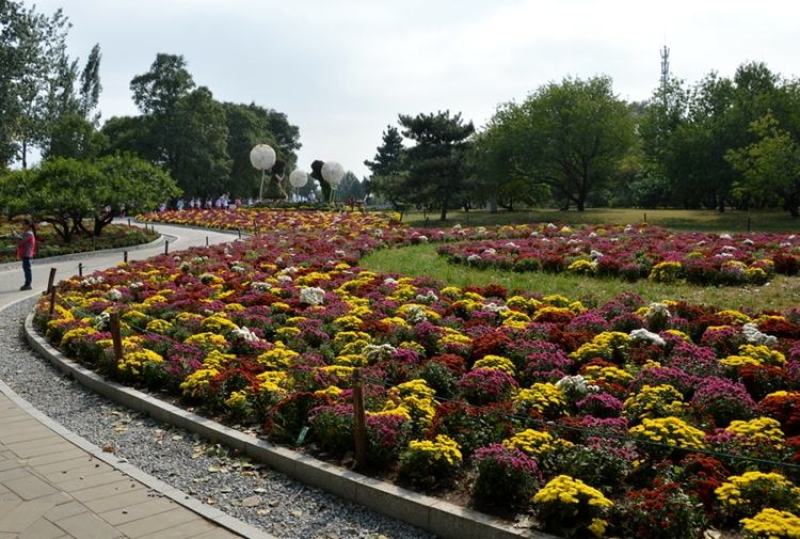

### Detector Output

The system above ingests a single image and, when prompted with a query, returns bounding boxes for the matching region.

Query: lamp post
[249,144,276,201]
[321,161,344,205]
[288,169,308,202]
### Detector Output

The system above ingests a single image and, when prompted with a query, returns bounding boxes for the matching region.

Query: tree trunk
[21,140,27,170]
[488,195,498,213]
[439,205,448,221]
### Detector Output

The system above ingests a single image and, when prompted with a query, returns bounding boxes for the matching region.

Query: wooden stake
[205,236,209,247]
[123,251,128,263]
[109,311,123,362]
[46,267,57,294]
[164,240,169,255]
[352,368,368,471]
[48,286,57,317]
[78,263,83,277]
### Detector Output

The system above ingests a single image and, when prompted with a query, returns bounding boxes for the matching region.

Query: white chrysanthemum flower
[250,281,272,292]
[629,328,666,347]
[415,290,439,304]
[107,288,122,301]
[742,323,778,347]
[299,286,326,306]
[232,326,260,343]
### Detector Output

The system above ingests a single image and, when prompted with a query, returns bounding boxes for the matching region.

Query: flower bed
[437,223,800,286]
[0,223,158,263]
[36,210,800,538]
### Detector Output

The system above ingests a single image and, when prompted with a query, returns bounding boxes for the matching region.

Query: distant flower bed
[437,223,800,286]
[38,210,800,538]
[0,223,157,263]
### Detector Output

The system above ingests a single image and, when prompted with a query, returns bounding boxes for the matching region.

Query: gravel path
[0,297,431,539]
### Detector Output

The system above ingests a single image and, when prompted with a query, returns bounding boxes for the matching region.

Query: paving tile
[19,517,65,539]
[0,458,23,472]
[98,498,176,525]
[56,470,127,492]
[41,461,112,485]
[7,440,75,459]
[83,488,157,513]
[70,478,142,503]
[137,518,217,539]
[0,500,55,532]
[36,456,103,476]
[0,491,21,503]
[56,511,123,539]
[4,474,57,500]
[29,491,71,506]
[115,507,198,538]
[25,448,87,467]
[0,425,53,445]
[0,465,31,482]
[0,500,22,519]
[44,500,87,522]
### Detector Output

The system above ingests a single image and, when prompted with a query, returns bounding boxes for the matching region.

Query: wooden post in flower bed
[109,312,123,362]
[46,267,57,294]
[123,251,128,263]
[78,263,83,277]
[164,240,169,255]
[352,368,368,471]
[48,286,57,317]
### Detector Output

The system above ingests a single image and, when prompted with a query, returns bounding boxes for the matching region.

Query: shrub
[614,481,707,539]
[533,475,613,538]
[399,434,463,487]
[472,444,541,511]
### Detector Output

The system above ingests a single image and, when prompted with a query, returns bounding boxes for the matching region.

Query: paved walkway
[0,223,244,538]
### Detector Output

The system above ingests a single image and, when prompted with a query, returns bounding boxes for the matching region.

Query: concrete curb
[1,302,272,539]
[25,313,549,539]
[0,230,169,272]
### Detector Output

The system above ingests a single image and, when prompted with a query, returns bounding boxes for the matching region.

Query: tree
[44,112,106,159]
[0,158,98,242]
[511,76,635,211]
[79,43,102,123]
[0,155,180,241]
[472,105,549,212]
[90,153,181,234]
[397,110,475,220]
[222,102,299,198]
[0,2,72,168]
[130,53,194,116]
[170,87,231,196]
[337,171,364,201]
[727,113,800,217]
[365,125,409,209]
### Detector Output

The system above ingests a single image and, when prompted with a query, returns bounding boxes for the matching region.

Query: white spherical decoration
[249,144,276,171]
[289,169,308,188]
[321,161,345,187]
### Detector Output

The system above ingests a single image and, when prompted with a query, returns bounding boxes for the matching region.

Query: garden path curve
[0,222,265,539]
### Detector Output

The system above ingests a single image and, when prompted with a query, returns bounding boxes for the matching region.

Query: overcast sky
[34,0,800,178]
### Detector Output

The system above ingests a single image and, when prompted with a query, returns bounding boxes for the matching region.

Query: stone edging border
[24,312,550,539]
[0,301,271,539]
[0,229,169,272]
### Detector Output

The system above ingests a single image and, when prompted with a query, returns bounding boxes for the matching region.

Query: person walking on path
[12,219,36,290]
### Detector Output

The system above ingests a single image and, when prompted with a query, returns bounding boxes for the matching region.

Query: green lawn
[403,207,800,233]
[360,243,800,312]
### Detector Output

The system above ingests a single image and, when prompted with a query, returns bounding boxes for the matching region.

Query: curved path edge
[0,299,271,539]
[24,312,550,539]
